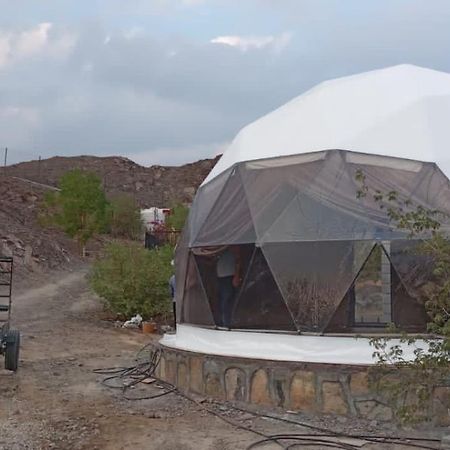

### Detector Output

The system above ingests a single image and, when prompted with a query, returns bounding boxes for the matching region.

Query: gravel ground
[0,267,446,450]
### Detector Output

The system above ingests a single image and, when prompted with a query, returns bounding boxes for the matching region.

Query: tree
[356,169,450,423]
[42,169,110,256]
[355,168,448,335]
[166,203,189,231]
[109,194,142,240]
[89,242,173,320]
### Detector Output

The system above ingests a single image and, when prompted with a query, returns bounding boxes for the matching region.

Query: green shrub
[166,202,189,230]
[89,242,173,320]
[109,194,142,240]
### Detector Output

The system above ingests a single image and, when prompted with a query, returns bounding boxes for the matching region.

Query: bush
[166,203,189,231]
[89,242,173,320]
[109,194,142,240]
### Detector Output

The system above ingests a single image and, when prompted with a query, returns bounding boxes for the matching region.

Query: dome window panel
[352,243,392,326]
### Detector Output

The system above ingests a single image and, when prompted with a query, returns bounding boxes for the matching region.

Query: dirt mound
[0,176,80,276]
[2,155,220,207]
[0,154,219,274]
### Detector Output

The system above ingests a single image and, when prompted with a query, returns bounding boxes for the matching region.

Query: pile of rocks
[0,176,78,276]
[1,154,220,208]
[0,153,220,276]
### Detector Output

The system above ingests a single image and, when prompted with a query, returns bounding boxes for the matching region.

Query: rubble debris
[123,314,143,329]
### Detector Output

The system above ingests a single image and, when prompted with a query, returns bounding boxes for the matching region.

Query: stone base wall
[157,344,450,426]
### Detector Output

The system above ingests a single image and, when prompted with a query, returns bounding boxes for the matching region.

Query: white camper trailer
[140,207,170,232]
[141,207,171,248]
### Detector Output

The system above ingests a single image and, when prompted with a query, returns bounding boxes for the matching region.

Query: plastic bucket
[142,321,157,334]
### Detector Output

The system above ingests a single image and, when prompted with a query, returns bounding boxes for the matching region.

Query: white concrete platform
[160,324,429,366]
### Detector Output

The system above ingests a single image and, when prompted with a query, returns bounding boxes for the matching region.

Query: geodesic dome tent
[175,65,450,334]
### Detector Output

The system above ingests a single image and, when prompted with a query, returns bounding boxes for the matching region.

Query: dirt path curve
[0,268,254,450]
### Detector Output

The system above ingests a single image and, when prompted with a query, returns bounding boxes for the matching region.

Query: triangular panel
[193,167,256,246]
[241,155,324,243]
[262,240,374,332]
[388,240,434,300]
[260,192,382,243]
[231,248,296,331]
[327,242,429,332]
[194,244,256,327]
[325,243,393,332]
[352,244,392,325]
[181,253,215,326]
[189,168,231,246]
[391,267,428,332]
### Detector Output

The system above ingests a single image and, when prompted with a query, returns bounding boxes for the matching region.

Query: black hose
[94,344,441,450]
[226,404,441,449]
[93,344,284,447]
[245,432,440,450]
[247,435,358,450]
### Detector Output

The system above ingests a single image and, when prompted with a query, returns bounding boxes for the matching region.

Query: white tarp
[204,64,450,184]
[161,324,429,365]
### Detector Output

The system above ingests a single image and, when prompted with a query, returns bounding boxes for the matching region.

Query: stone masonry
[157,344,450,426]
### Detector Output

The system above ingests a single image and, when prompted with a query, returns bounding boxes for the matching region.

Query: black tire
[5,329,20,371]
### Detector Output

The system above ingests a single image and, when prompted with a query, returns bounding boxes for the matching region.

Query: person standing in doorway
[216,246,241,329]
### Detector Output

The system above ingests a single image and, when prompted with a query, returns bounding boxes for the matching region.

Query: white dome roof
[204,64,450,184]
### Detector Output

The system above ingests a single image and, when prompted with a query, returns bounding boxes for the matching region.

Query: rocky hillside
[0,154,220,275]
[0,176,81,276]
[1,155,220,207]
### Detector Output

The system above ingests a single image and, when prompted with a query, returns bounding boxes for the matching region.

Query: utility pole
[4,147,7,166]
[38,155,42,181]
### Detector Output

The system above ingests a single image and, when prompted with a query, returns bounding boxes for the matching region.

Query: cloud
[180,0,207,5]
[0,106,39,124]
[123,26,146,40]
[0,22,76,69]
[1,1,450,168]
[0,36,9,67]
[211,32,292,52]
[15,22,52,58]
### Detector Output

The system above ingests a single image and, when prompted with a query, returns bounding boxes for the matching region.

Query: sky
[1,0,450,166]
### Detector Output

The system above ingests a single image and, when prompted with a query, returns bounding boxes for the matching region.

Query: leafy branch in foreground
[369,334,449,423]
[355,168,442,236]
[355,168,450,423]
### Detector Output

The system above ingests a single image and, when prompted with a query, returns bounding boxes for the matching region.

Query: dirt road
[0,268,258,449]
[0,268,444,450]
